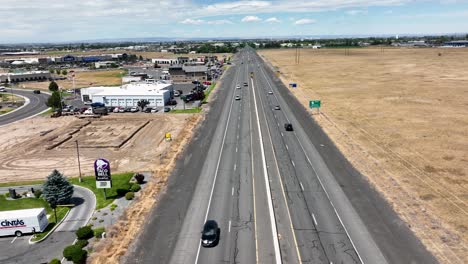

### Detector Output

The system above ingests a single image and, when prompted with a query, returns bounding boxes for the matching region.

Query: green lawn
[0,180,44,188]
[202,82,217,104]
[69,172,134,209]
[0,195,51,212]
[31,206,70,242]
[171,108,202,114]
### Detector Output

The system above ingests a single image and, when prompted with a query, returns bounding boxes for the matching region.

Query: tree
[49,81,59,92]
[137,99,149,110]
[42,169,74,205]
[49,69,55,74]
[46,91,62,109]
[62,69,68,75]
[56,69,61,75]
[139,55,144,61]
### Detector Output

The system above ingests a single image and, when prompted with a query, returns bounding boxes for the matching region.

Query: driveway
[0,184,96,263]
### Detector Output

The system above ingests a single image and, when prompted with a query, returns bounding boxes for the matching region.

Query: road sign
[309,100,321,108]
[94,158,112,189]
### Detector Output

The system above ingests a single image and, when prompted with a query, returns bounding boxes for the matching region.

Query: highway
[0,89,50,127]
[126,48,437,264]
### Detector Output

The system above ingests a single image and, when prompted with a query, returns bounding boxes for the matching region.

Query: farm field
[259,47,468,263]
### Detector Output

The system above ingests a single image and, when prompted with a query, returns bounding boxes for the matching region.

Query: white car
[235,95,241,100]
[130,106,138,112]
[0,87,7,92]
[151,108,159,113]
[236,85,241,89]
[83,108,93,115]
[268,91,273,95]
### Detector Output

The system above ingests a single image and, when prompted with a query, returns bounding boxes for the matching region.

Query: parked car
[174,91,181,97]
[83,108,93,115]
[33,90,41,94]
[201,220,220,247]
[164,107,171,112]
[144,107,152,113]
[130,106,138,112]
[0,87,7,92]
[118,107,126,113]
[91,102,105,108]
[284,123,293,131]
[83,101,92,105]
[167,100,177,106]
[151,108,159,113]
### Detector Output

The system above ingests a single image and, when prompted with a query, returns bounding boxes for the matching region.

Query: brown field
[259,47,468,263]
[0,113,196,182]
[22,69,125,90]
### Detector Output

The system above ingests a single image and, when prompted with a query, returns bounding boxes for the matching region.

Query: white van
[0,208,48,237]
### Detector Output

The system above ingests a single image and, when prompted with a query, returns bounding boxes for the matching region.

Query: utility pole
[75,140,82,182]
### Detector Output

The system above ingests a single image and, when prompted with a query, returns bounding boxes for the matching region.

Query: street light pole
[75,140,82,182]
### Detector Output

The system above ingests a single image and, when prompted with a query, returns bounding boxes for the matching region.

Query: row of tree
[49,69,68,75]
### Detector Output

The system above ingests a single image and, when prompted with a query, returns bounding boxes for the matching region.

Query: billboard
[94,158,112,189]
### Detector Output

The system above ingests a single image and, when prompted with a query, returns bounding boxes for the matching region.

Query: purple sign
[94,158,111,181]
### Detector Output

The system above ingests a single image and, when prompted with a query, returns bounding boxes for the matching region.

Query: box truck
[0,208,48,237]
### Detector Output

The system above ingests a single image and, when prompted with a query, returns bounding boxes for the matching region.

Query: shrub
[134,173,145,184]
[110,204,118,211]
[5,192,9,198]
[75,239,88,248]
[116,188,129,196]
[125,192,134,200]
[130,184,141,192]
[49,259,61,264]
[34,189,42,198]
[75,226,93,240]
[63,245,82,261]
[93,227,105,238]
[71,249,87,264]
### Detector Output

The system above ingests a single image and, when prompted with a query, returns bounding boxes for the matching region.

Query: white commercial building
[0,71,51,83]
[81,81,173,108]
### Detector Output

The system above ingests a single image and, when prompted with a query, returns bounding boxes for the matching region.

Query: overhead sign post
[309,100,321,114]
[94,158,112,199]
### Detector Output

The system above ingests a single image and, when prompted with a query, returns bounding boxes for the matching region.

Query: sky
[1,0,468,43]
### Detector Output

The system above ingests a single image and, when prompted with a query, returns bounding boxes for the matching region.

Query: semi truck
[0,208,48,237]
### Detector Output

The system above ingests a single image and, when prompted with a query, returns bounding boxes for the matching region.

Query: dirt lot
[259,47,468,263]
[0,113,195,183]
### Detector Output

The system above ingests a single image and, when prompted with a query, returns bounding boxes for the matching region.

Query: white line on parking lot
[300,182,304,191]
[11,237,17,243]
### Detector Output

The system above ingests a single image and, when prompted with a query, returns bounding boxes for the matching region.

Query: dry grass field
[259,47,468,263]
[23,69,126,90]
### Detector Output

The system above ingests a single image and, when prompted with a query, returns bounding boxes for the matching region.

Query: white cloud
[294,18,316,25]
[265,17,281,23]
[241,15,262,22]
[346,10,368,15]
[207,19,233,25]
[181,18,204,25]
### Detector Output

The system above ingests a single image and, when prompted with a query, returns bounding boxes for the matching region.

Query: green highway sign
[309,100,321,108]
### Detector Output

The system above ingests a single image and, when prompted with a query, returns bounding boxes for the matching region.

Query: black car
[243,82,248,86]
[33,90,41,94]
[201,220,220,247]
[144,107,152,113]
[164,107,171,112]
[284,123,293,131]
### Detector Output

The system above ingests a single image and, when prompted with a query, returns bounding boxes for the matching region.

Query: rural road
[124,48,437,264]
[0,184,95,263]
[0,89,50,127]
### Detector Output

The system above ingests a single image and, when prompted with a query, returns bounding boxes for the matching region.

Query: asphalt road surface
[0,89,50,127]
[125,49,437,264]
[0,185,95,263]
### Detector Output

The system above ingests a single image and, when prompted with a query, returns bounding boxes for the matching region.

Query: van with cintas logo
[0,208,48,237]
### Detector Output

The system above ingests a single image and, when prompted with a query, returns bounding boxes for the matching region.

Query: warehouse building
[169,65,207,83]
[81,81,173,107]
[0,71,51,83]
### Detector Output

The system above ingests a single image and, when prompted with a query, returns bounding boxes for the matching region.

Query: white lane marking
[254,70,302,264]
[300,182,304,191]
[195,61,240,264]
[237,134,239,140]
[251,76,282,264]
[229,220,232,233]
[291,160,295,167]
[234,164,237,171]
[236,146,238,153]
[11,236,17,243]
[312,213,318,226]
[285,144,289,150]
[232,187,234,196]
[277,122,280,127]
[281,132,284,137]
[257,61,364,264]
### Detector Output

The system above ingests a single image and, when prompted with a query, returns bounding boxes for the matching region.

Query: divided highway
[126,49,437,264]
